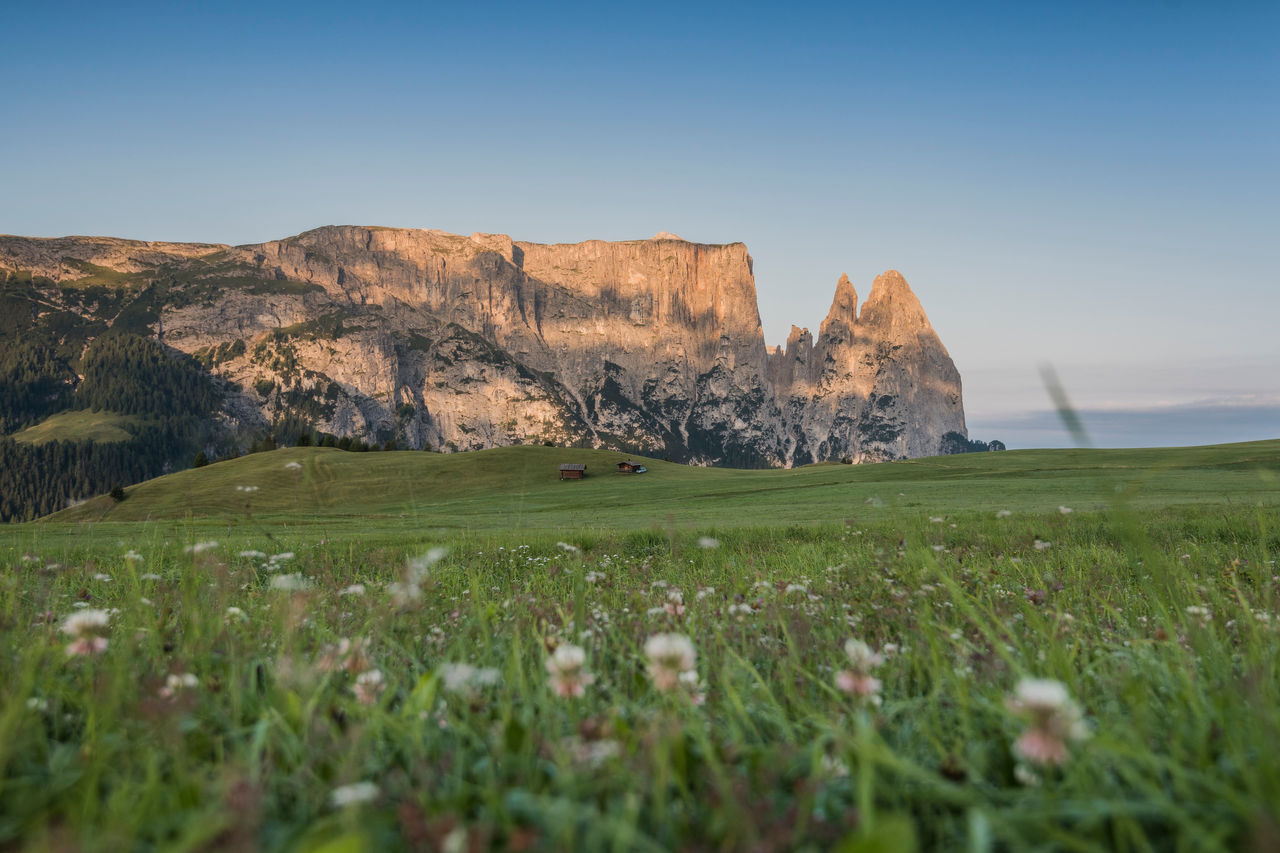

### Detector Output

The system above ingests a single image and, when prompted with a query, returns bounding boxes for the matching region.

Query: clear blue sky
[3,1,1277,448]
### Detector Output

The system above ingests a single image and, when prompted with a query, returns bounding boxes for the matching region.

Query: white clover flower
[1007,678,1089,766]
[836,638,884,705]
[387,580,421,606]
[556,542,580,553]
[184,541,219,555]
[697,536,721,549]
[644,633,697,693]
[124,550,144,562]
[545,643,594,698]
[61,609,109,638]
[339,584,366,596]
[61,608,110,656]
[330,781,379,807]
[440,663,500,694]
[225,606,248,623]
[996,510,1012,518]
[269,573,311,591]
[1058,506,1073,515]
[160,672,199,698]
[239,550,267,559]
[352,669,386,705]
[1033,539,1052,551]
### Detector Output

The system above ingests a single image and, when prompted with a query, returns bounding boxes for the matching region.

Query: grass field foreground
[1,445,1278,849]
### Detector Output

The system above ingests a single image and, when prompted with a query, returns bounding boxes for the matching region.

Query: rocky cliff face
[0,226,967,465]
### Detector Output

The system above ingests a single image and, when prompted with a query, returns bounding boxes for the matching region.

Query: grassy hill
[35,439,1280,534]
[12,410,139,444]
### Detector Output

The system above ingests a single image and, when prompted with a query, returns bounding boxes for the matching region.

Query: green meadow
[1,442,1278,850]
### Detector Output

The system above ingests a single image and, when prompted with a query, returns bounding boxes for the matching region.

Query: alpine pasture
[2,442,1278,850]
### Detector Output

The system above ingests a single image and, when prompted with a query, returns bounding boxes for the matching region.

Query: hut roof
[559,463,587,471]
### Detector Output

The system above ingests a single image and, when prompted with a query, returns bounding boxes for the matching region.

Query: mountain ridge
[1,225,967,468]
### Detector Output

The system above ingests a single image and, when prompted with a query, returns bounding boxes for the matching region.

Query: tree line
[0,334,221,521]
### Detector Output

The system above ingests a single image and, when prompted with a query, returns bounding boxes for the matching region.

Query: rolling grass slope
[38,439,1280,533]
[12,410,138,444]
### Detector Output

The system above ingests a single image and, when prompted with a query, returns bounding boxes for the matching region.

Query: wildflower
[184,541,219,554]
[269,573,311,591]
[1058,505,1073,515]
[1006,678,1089,766]
[644,633,697,693]
[996,510,1012,518]
[388,580,421,606]
[235,485,260,493]
[695,587,715,601]
[318,638,371,675]
[545,643,594,698]
[352,669,385,704]
[561,736,621,768]
[140,572,162,580]
[160,672,199,698]
[339,583,366,596]
[664,589,686,616]
[728,603,755,617]
[124,550,144,562]
[225,606,248,623]
[330,781,379,807]
[836,638,884,706]
[584,571,606,584]
[697,536,720,549]
[26,697,49,712]
[440,663,500,695]
[238,550,267,559]
[391,548,446,607]
[93,573,112,582]
[1185,605,1212,628]
[556,542,579,553]
[285,461,303,471]
[61,609,110,656]
[1014,764,1042,787]
[784,584,808,594]
[929,516,944,523]
[1033,539,1052,551]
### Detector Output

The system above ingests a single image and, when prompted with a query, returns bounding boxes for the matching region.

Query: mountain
[0,225,966,478]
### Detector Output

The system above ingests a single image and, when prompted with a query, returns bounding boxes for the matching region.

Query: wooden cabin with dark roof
[559,463,587,480]
[616,460,647,474]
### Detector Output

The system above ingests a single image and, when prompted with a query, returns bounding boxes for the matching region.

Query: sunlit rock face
[0,226,967,464]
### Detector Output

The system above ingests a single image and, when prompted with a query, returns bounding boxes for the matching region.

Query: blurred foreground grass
[0,444,1277,850]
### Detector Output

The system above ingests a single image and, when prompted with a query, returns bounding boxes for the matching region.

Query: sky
[2,0,1276,449]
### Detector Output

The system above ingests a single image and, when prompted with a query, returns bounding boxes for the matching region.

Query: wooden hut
[616,460,647,474]
[559,463,587,480]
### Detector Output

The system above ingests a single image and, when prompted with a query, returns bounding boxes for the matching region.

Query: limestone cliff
[0,226,967,465]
